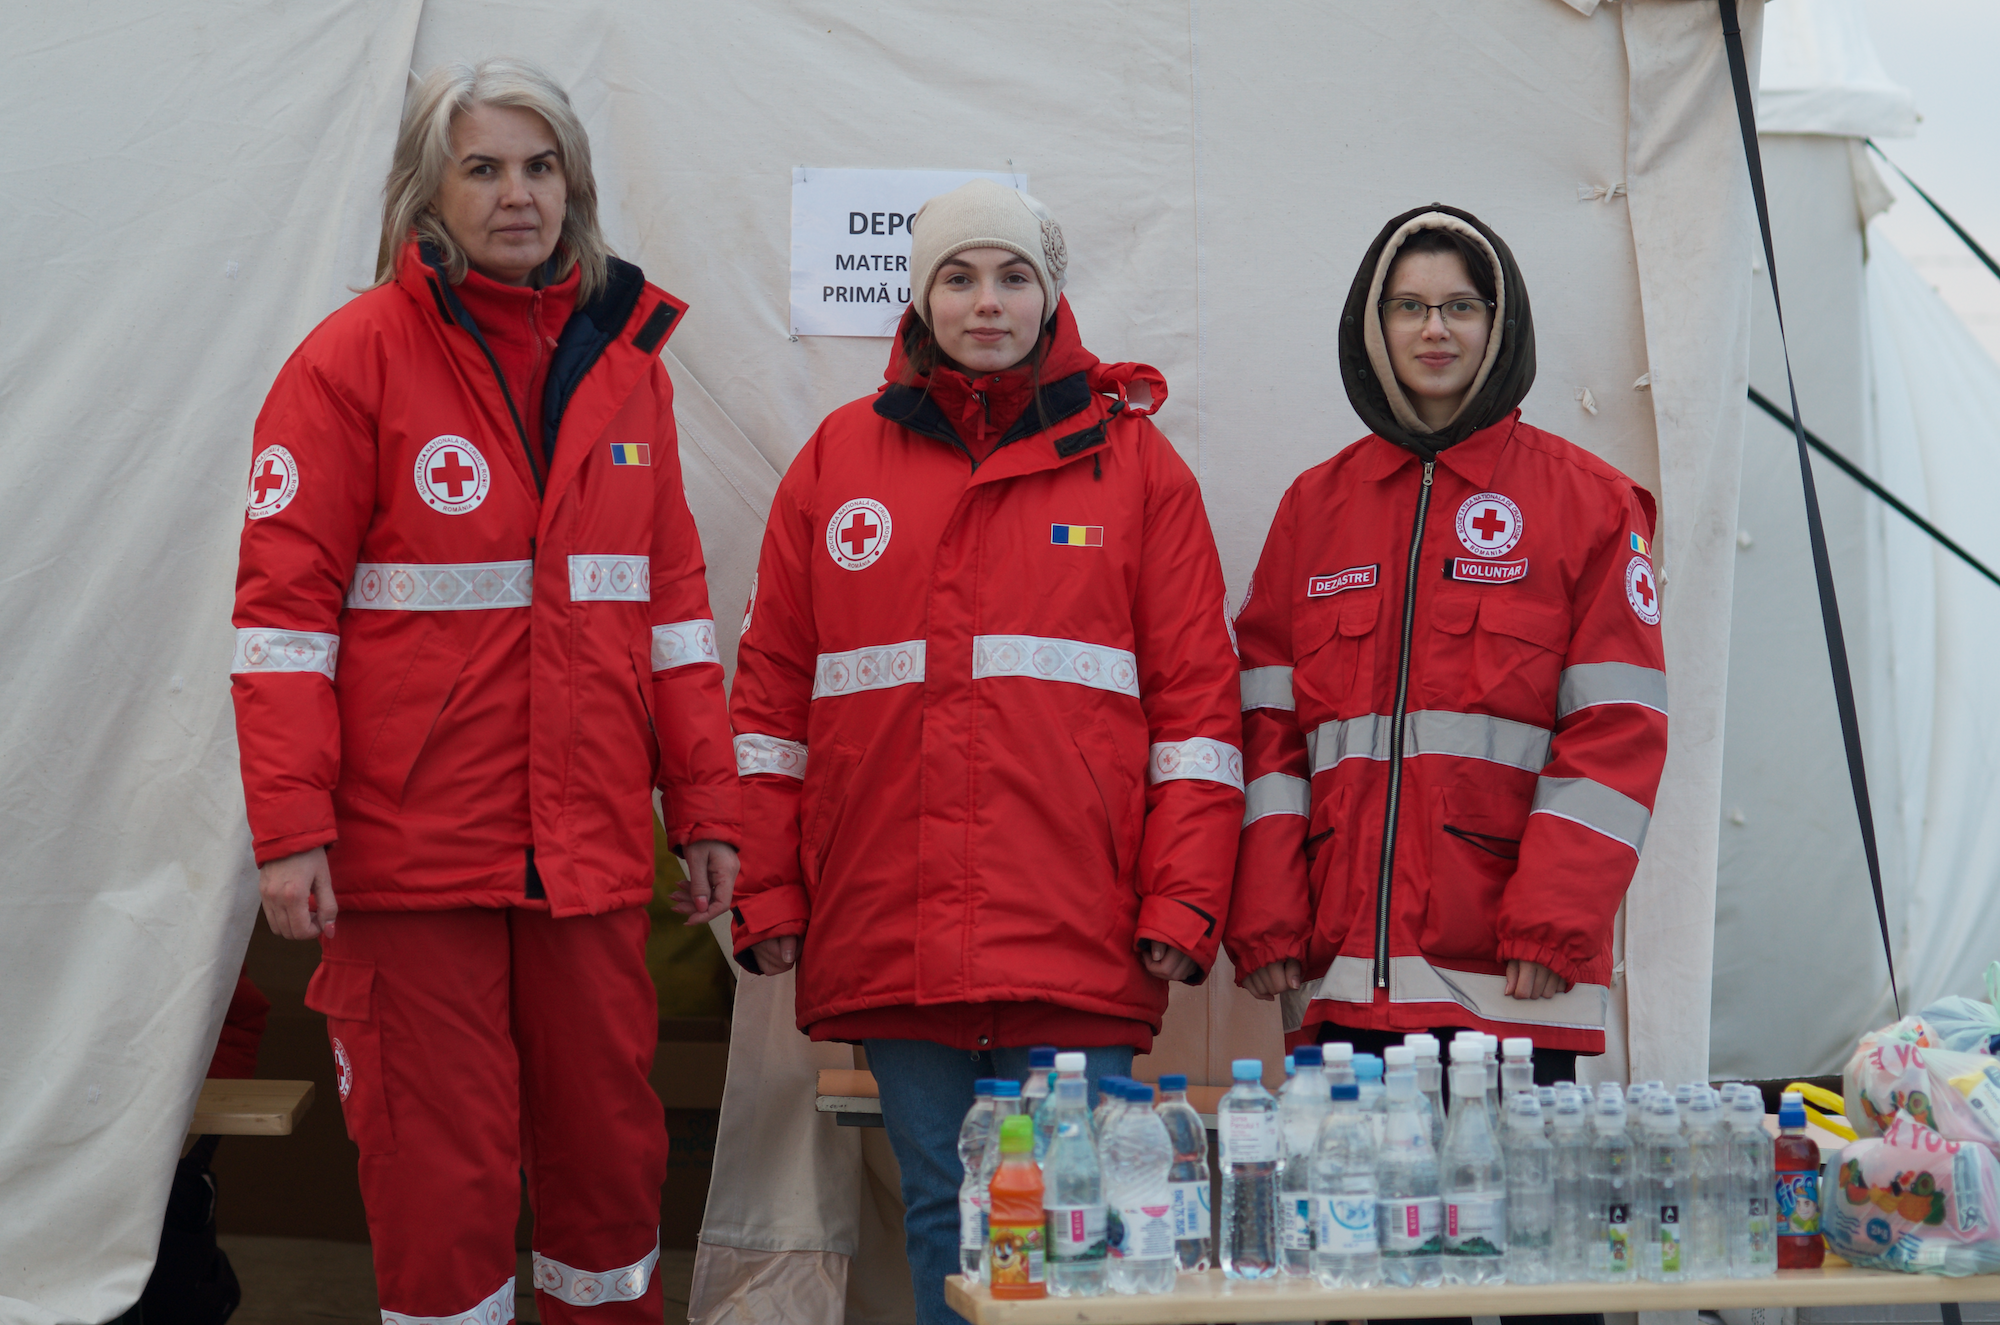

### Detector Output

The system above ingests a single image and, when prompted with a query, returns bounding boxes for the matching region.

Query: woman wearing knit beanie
[724,180,1244,1318]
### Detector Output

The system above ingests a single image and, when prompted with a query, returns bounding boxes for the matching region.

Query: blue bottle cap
[1028,1046,1058,1068]
[1128,1083,1155,1104]
[974,1078,998,1095]
[992,1080,1021,1098]
[1293,1045,1324,1067]
[1330,1081,1360,1101]
[1354,1053,1384,1080]
[1159,1073,1189,1092]
[1232,1058,1263,1082]
[1778,1100,1806,1127]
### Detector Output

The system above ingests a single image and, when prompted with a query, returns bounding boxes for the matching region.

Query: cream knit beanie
[907,179,1068,327]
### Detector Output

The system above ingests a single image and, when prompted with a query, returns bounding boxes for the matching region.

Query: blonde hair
[374,58,610,299]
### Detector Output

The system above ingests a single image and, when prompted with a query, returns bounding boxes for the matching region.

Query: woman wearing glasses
[1225,205,1668,1092]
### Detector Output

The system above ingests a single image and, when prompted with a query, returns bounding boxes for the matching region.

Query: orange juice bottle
[987,1114,1047,1298]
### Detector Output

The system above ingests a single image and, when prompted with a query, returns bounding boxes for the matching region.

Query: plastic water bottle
[1022,1046,1057,1114]
[1501,1037,1535,1100]
[1094,1077,1130,1140]
[1325,1041,1355,1090]
[1044,1076,1108,1296]
[1104,1082,1177,1294]
[1219,1059,1280,1279]
[1482,1035,1502,1126]
[1155,1073,1212,1272]
[1589,1085,1636,1282]
[1035,1052,1087,1163]
[958,1080,999,1282]
[1406,1035,1446,1151]
[974,1082,1024,1280]
[1380,1046,1434,1152]
[1684,1085,1728,1278]
[1637,1094,1689,1282]
[1310,1080,1381,1287]
[1550,1084,1591,1281]
[1440,1044,1506,1284]
[1503,1089,1554,1284]
[986,1115,1048,1299]
[1538,1085,1558,1140]
[1278,1045,1331,1275]
[1725,1086,1776,1277]
[1375,1060,1444,1287]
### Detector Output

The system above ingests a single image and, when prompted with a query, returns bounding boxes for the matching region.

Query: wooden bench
[188,1078,315,1137]
[814,1070,1225,1129]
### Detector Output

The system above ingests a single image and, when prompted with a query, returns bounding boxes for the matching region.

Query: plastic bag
[1843,1029,2000,1151]
[1824,1111,2000,1274]
[1920,963,2000,1055]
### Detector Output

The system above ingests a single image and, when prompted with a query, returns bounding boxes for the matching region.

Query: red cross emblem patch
[246,445,299,519]
[1455,491,1523,558]
[1626,555,1660,625]
[826,497,892,570]
[413,435,490,515]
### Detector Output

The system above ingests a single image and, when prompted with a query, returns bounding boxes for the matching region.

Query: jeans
[865,1038,1134,1325]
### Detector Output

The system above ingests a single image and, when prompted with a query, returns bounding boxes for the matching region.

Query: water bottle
[1538,1085,1558,1140]
[1156,1073,1213,1272]
[1684,1085,1728,1279]
[1637,1094,1688,1282]
[958,1079,999,1282]
[1450,1032,1485,1117]
[1094,1077,1130,1140]
[1375,1060,1444,1287]
[1381,1046,1434,1151]
[1103,1082,1177,1294]
[1044,1076,1108,1296]
[1589,1085,1636,1282]
[1503,1089,1554,1284]
[1441,1044,1507,1284]
[1219,1059,1280,1279]
[974,1082,1024,1280]
[1035,1051,1087,1163]
[1325,1041,1355,1089]
[1482,1035,1502,1126]
[1725,1086,1776,1277]
[1406,1035,1446,1151]
[1022,1046,1057,1114]
[1501,1037,1535,1100]
[1278,1045,1331,1275]
[1550,1084,1591,1281]
[1310,1081,1381,1288]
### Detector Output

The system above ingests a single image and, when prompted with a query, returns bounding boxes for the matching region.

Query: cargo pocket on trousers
[303,959,397,1155]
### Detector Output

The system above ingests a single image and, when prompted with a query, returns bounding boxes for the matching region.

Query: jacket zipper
[1373,459,1435,990]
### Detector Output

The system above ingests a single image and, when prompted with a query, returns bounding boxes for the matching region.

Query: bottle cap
[1503,1037,1534,1059]
[1687,1085,1719,1115]
[1232,1058,1263,1082]
[1330,1081,1360,1101]
[1482,1034,1500,1055]
[1055,1051,1087,1074]
[1643,1096,1680,1131]
[1293,1045,1323,1067]
[1779,1090,1807,1127]
[1674,1082,1694,1104]
[974,1078,998,1096]
[1128,1083,1155,1104]
[1283,1054,1295,1077]
[1354,1054,1383,1081]
[1099,1076,1128,1099]
[999,1113,1034,1152]
[1538,1085,1557,1107]
[1449,1037,1483,1064]
[1383,1045,1415,1069]
[1406,1033,1440,1060]
[993,1080,1021,1099]
[1510,1090,1544,1118]
[1028,1046,1057,1069]
[1159,1073,1188,1092]
[1325,1042,1354,1063]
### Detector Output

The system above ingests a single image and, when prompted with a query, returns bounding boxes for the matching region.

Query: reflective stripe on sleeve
[531,1236,659,1306]
[380,1277,514,1325]
[568,554,651,602]
[813,640,926,698]
[1305,710,1551,775]
[1531,776,1651,853]
[971,634,1140,698]
[1148,737,1245,790]
[230,628,338,679]
[734,733,807,780]
[1556,661,1668,719]
[652,619,719,670]
[1243,772,1310,826]
[1240,666,1296,712]
[347,560,532,611]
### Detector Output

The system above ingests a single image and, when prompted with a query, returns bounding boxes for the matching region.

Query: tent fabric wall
[1,3,1761,1320]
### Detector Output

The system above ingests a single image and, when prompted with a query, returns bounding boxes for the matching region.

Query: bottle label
[1378,1196,1443,1255]
[1169,1179,1211,1240]
[1317,1195,1380,1255]
[988,1222,1045,1286]
[1112,1203,1176,1261]
[1655,1203,1682,1273]
[1047,1203,1108,1262]
[1280,1192,1314,1251]
[1224,1110,1278,1164]
[959,1195,986,1251]
[1776,1171,1820,1237]
[1605,1202,1632,1275]
[1445,1193,1506,1256]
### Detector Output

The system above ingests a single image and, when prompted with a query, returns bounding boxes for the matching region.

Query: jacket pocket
[1427,585,1568,716]
[1073,718,1140,883]
[1420,782,1528,966]
[1303,781,1355,969]
[800,738,860,891]
[1295,593,1381,704]
[303,959,396,1156]
[350,633,469,808]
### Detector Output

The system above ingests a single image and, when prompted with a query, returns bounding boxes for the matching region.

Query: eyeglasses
[1379,296,1495,327]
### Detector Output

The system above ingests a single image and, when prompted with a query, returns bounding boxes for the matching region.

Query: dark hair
[893,311,1055,434]
[1385,226,1497,303]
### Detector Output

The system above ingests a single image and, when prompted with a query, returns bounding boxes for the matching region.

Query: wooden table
[944,1264,2000,1323]
[187,1078,315,1136]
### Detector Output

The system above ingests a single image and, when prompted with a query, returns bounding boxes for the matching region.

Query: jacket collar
[1350,410,1521,486]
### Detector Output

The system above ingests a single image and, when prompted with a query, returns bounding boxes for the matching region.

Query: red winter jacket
[1226,414,1667,1053]
[729,302,1243,1050]
[231,241,740,915]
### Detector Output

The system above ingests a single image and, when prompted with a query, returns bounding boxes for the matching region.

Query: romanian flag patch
[609,443,652,466]
[1051,523,1104,546]
[1630,532,1649,555]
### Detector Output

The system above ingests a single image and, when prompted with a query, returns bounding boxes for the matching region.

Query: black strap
[1941,1302,1964,1325]
[1747,387,2000,591]
[1866,141,2000,284]
[1720,0,1900,1014]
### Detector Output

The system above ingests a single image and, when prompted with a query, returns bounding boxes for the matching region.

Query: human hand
[1140,940,1198,982]
[259,846,336,940]
[749,935,798,975]
[1504,958,1570,1000]
[1243,958,1302,1002]
[671,840,741,926]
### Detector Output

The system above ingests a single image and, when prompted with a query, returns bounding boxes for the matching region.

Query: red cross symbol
[251,458,287,504]
[1634,567,1655,608]
[1471,506,1509,542]
[839,510,879,557]
[429,448,477,498]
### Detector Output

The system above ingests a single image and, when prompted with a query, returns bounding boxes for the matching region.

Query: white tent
[0,3,1765,1321]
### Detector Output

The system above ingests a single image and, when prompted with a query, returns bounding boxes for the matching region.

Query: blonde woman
[230,58,740,1322]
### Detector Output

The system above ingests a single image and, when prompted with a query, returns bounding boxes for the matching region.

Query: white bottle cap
[1055,1051,1087,1074]
[1324,1041,1354,1063]
[1502,1036,1534,1059]
[1383,1045,1416,1069]
[1448,1037,1482,1064]
[1482,1033,1500,1055]
[1406,1033,1440,1060]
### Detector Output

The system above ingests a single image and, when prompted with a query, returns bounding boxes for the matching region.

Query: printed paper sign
[790,167,1027,337]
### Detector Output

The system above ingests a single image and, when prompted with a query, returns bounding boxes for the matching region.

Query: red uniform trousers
[305,906,664,1325]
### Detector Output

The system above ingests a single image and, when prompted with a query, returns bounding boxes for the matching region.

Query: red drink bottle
[1773,1091,1824,1268]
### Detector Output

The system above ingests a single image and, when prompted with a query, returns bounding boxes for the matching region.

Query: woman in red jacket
[232,59,740,1324]
[727,180,1243,1321]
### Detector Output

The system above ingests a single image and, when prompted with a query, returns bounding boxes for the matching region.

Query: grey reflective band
[379,1278,515,1325]
[347,560,533,611]
[1532,776,1651,853]
[1242,772,1310,826]
[1149,738,1245,790]
[568,554,650,602]
[531,1236,659,1306]
[1284,954,1609,1033]
[652,619,719,671]
[230,628,338,678]
[734,733,806,780]
[813,640,926,698]
[1240,666,1296,712]
[1556,661,1669,719]
[1307,710,1551,775]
